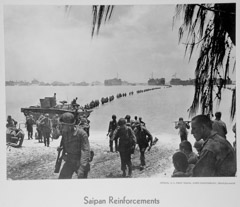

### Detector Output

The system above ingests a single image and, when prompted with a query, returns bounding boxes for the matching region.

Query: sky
[3,4,234,83]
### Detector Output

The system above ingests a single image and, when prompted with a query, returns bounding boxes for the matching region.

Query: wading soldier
[112,118,136,177]
[191,115,236,177]
[134,121,153,170]
[58,112,91,179]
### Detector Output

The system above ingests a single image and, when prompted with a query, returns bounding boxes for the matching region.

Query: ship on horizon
[148,73,165,85]
[104,73,122,86]
[104,78,122,86]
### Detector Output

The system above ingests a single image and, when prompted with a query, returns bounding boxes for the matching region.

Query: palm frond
[175,3,236,120]
[91,5,114,37]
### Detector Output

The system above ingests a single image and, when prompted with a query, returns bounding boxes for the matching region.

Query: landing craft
[21,93,92,121]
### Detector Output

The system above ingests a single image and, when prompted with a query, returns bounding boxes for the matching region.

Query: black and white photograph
[1,0,239,207]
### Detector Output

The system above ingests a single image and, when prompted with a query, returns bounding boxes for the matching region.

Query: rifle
[148,137,158,151]
[173,121,191,123]
[54,141,64,173]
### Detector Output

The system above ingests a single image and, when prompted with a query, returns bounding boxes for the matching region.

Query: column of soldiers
[172,112,236,177]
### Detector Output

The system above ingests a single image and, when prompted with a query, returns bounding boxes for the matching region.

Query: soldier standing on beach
[112,118,136,177]
[36,115,45,143]
[212,112,228,139]
[134,121,153,170]
[26,115,35,139]
[58,112,91,179]
[107,115,118,152]
[40,114,52,147]
[175,117,190,142]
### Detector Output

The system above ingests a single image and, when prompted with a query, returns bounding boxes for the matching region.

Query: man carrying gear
[175,117,190,142]
[58,112,91,179]
[112,118,136,177]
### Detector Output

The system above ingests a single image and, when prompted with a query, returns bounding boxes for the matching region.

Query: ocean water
[6,85,236,146]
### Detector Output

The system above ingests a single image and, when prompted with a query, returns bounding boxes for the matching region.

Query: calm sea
[6,85,236,145]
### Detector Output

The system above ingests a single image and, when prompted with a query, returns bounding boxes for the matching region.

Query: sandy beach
[6,127,177,180]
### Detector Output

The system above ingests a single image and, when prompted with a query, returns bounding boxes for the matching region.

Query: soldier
[36,115,45,143]
[175,117,190,142]
[125,115,135,129]
[40,114,52,147]
[212,112,228,139]
[138,117,145,127]
[112,118,136,177]
[26,115,35,139]
[107,115,118,152]
[172,151,194,177]
[58,112,90,179]
[78,115,90,136]
[191,114,236,177]
[134,121,153,170]
[71,97,78,109]
[6,115,17,128]
[51,114,60,140]
[179,140,198,164]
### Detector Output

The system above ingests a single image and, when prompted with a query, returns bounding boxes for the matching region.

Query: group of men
[172,112,236,177]
[7,109,236,179]
[107,114,153,177]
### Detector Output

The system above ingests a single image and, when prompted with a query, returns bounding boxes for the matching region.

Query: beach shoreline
[7,127,177,180]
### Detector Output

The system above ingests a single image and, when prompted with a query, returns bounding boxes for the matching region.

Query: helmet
[134,121,141,127]
[118,118,126,126]
[125,115,130,120]
[60,112,75,124]
[112,114,116,119]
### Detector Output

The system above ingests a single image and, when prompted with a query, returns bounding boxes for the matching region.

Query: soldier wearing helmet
[134,121,153,170]
[111,118,136,177]
[26,114,35,139]
[58,112,91,179]
[107,114,118,152]
[40,113,52,147]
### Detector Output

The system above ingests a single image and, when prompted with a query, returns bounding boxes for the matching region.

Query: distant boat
[148,78,165,85]
[170,78,195,86]
[104,78,122,86]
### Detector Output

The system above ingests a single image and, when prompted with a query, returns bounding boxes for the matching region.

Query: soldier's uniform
[193,132,236,177]
[36,115,45,143]
[40,114,52,147]
[134,123,153,168]
[59,113,90,179]
[108,115,118,152]
[175,120,190,142]
[112,118,136,177]
[26,115,35,139]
